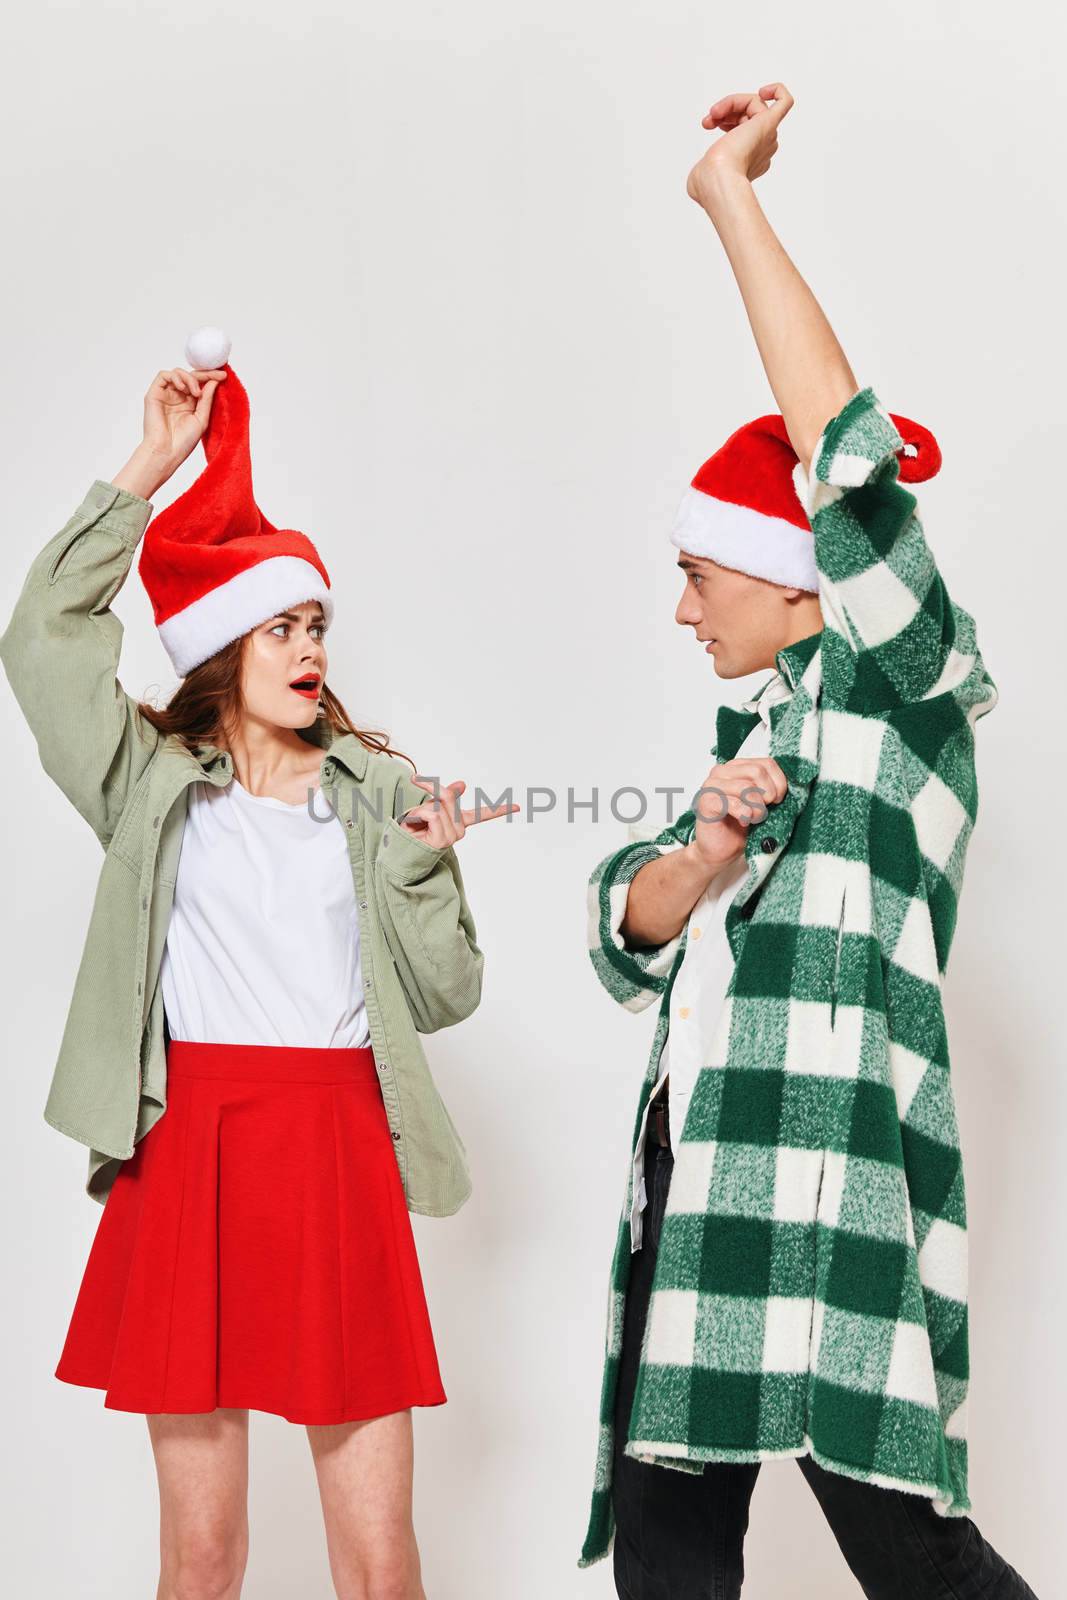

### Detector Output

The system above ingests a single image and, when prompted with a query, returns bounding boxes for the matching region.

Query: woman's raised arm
[0,366,227,847]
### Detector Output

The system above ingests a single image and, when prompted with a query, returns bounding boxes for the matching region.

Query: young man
[578,86,1036,1599]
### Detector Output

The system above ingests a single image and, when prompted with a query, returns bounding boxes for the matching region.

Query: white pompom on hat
[184,326,232,370]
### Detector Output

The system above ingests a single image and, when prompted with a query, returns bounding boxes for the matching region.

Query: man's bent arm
[621,843,724,947]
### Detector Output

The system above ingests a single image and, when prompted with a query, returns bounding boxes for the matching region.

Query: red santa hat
[668,406,941,592]
[138,328,335,677]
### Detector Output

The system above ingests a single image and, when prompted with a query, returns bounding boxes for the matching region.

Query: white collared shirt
[629,671,793,1250]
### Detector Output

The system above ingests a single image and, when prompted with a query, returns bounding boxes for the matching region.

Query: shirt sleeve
[373,771,485,1033]
[0,481,161,850]
[793,386,996,718]
[586,811,693,1014]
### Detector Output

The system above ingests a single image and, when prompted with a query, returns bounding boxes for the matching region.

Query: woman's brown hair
[134,633,417,772]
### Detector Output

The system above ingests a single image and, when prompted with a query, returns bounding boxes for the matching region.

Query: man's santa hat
[668,405,941,591]
[138,328,334,677]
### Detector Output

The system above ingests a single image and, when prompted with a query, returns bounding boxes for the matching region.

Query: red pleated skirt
[54,1038,447,1424]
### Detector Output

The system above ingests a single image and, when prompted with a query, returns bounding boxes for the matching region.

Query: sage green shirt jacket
[0,480,482,1214]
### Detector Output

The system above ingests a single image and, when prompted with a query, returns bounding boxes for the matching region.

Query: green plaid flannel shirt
[579,387,998,1569]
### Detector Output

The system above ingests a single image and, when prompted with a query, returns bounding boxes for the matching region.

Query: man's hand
[397,778,519,849]
[688,755,788,869]
[686,84,794,209]
[620,757,787,948]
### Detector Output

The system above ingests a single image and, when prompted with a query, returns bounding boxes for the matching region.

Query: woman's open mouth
[289,675,321,700]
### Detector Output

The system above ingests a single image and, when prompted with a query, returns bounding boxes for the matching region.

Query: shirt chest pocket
[107,764,154,873]
[156,799,188,887]
[108,766,189,887]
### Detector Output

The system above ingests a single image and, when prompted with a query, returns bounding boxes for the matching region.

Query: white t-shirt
[629,671,793,1250]
[160,775,371,1049]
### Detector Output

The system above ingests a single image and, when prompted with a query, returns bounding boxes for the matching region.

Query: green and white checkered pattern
[579,387,998,1570]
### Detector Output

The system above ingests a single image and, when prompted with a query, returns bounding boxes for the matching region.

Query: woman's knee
[330,1537,423,1600]
[160,1521,249,1600]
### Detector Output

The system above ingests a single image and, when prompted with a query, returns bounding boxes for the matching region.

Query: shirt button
[391,1130,401,1141]
[761,836,778,854]
[358,900,368,910]
[678,1006,691,1020]
[691,926,702,940]
[378,1061,388,1072]
[152,815,161,829]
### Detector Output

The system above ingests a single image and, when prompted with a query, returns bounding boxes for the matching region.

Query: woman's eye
[268,621,326,638]
[692,574,703,588]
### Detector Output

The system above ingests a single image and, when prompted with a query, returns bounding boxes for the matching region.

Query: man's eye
[270,623,288,636]
[692,574,703,588]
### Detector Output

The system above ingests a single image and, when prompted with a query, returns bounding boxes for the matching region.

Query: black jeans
[611,1136,1038,1600]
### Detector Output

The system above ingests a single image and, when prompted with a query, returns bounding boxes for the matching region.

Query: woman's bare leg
[306,1409,426,1600]
[146,1409,250,1600]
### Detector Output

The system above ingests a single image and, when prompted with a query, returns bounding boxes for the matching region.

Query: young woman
[0,339,514,1600]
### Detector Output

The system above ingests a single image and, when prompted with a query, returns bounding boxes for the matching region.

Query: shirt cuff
[378,816,449,884]
[793,387,905,519]
[79,479,155,547]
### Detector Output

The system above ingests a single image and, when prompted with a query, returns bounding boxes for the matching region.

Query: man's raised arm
[686,86,994,713]
[686,85,857,469]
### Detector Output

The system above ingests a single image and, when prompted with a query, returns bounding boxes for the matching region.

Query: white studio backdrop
[1,2,1062,1595]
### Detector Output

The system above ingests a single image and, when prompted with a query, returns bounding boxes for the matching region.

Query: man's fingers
[731,756,787,793]
[694,793,762,828]
[737,784,771,821]
[740,760,788,803]
[758,82,794,122]
[701,85,792,131]
[695,773,782,818]
[718,795,767,827]
[702,758,788,804]
[702,92,754,128]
